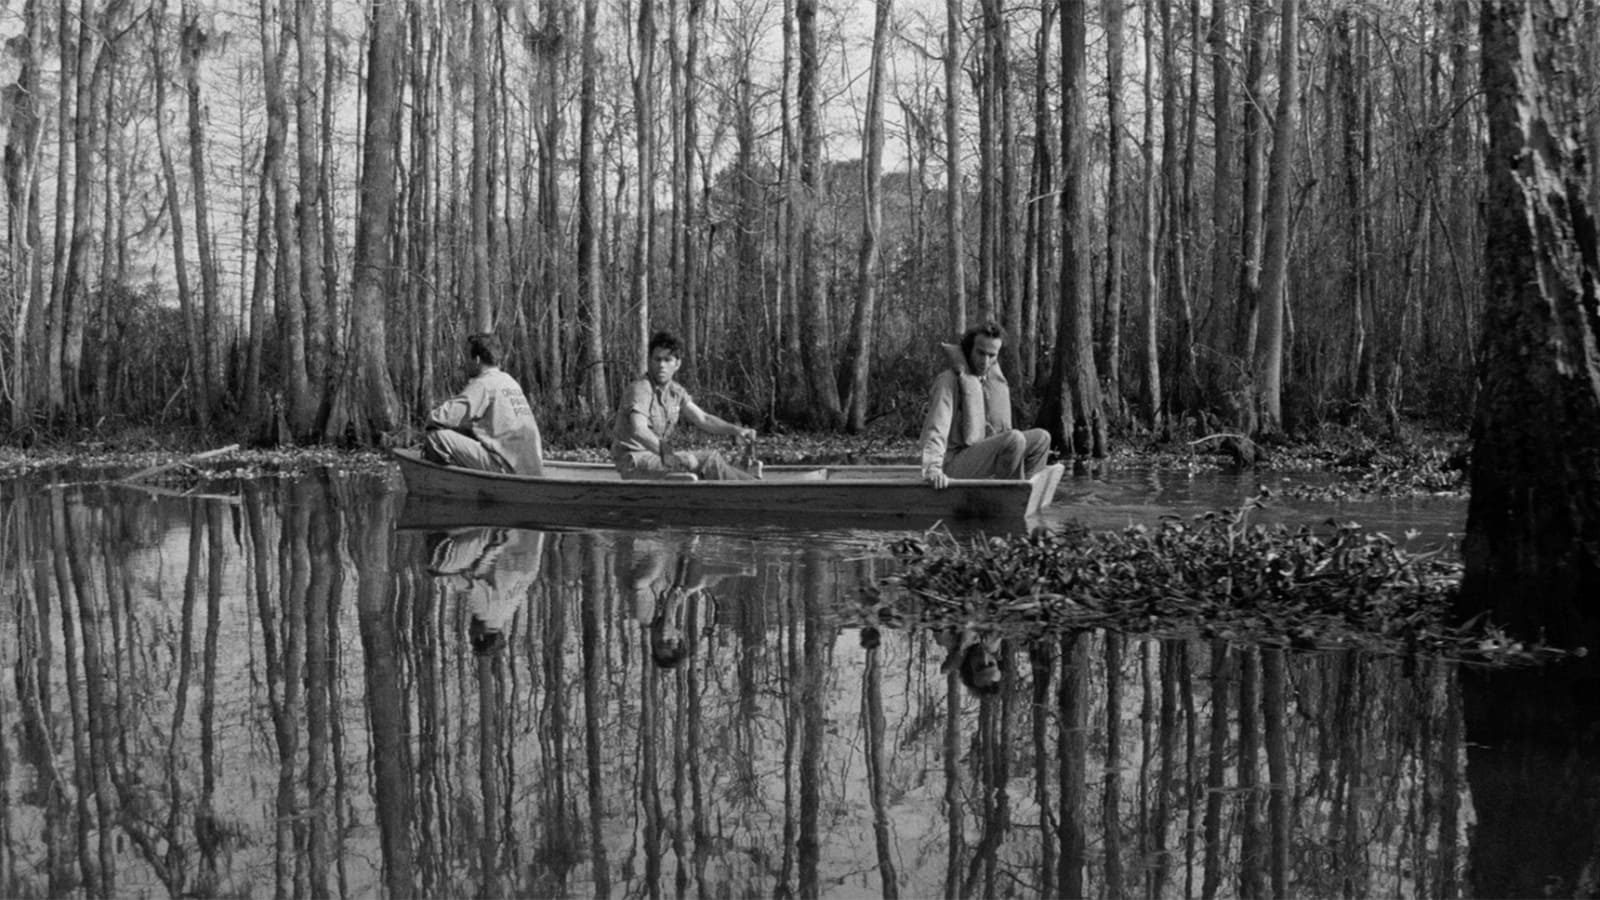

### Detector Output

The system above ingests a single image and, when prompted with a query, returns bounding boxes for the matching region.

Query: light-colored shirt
[427,366,543,474]
[919,368,1012,478]
[611,377,691,456]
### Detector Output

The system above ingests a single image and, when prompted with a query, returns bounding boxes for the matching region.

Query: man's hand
[736,426,757,442]
[926,469,949,490]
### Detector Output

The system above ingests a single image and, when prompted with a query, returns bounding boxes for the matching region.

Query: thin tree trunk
[151,0,206,430]
[1139,0,1160,428]
[576,0,607,417]
[1102,0,1125,418]
[471,0,493,332]
[182,0,222,424]
[844,0,892,433]
[62,0,109,424]
[1206,0,1236,413]
[1231,0,1269,422]
[292,0,330,429]
[1252,0,1300,433]
[944,0,968,331]
[631,0,657,372]
[796,0,843,427]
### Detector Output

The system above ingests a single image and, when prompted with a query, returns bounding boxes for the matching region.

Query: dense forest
[0,0,1596,450]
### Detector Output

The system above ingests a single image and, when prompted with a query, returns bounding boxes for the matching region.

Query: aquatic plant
[865,504,1559,665]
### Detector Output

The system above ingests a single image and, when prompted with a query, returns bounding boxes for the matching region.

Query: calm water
[0,464,1592,898]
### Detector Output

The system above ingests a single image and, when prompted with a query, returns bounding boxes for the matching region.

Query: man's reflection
[619,535,746,668]
[941,626,1005,695]
[426,526,547,655]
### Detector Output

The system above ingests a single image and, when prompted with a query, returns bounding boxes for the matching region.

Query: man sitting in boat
[611,330,761,481]
[919,322,1050,489]
[423,332,545,475]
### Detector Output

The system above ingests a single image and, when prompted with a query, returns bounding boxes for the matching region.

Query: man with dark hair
[611,330,761,480]
[919,322,1050,488]
[424,332,545,474]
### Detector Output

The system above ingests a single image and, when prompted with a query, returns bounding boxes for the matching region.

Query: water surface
[0,465,1590,898]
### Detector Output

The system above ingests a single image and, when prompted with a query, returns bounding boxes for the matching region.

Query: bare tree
[575,0,608,417]
[1101,0,1126,420]
[944,0,968,331]
[182,0,224,419]
[1040,0,1104,460]
[1252,0,1299,433]
[796,0,843,427]
[843,0,893,433]
[4,0,45,427]
[342,0,404,441]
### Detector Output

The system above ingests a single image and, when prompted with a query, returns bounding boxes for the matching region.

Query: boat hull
[392,448,1062,527]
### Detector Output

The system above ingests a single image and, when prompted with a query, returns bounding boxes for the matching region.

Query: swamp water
[0,465,1593,898]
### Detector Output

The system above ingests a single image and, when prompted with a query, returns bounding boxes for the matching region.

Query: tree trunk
[844,0,892,433]
[61,0,108,424]
[682,0,704,367]
[5,0,44,427]
[1101,0,1125,420]
[1025,0,1056,390]
[343,0,404,441]
[470,0,494,333]
[151,0,207,430]
[576,0,607,417]
[1460,0,1600,647]
[631,0,657,372]
[292,0,330,429]
[796,0,843,428]
[944,0,968,332]
[1229,0,1269,430]
[1138,0,1161,429]
[1039,0,1104,460]
[1252,0,1299,433]
[260,0,310,438]
[182,0,223,424]
[1205,0,1236,412]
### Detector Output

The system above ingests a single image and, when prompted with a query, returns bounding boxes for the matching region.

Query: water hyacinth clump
[867,507,1555,664]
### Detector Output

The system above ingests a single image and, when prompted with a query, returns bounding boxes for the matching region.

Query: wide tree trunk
[1460,0,1600,647]
[343,0,404,441]
[5,0,44,427]
[1039,0,1104,460]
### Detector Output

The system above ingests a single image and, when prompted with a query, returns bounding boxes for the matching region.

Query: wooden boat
[392,448,1064,528]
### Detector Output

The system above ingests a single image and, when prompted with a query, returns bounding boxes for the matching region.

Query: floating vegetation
[863,503,1559,667]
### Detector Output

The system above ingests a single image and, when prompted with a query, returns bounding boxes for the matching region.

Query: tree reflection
[0,472,1567,897]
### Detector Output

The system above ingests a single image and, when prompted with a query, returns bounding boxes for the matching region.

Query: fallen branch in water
[118,444,240,484]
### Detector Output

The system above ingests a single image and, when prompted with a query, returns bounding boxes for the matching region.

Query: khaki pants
[614,449,757,481]
[424,429,509,473]
[946,428,1051,480]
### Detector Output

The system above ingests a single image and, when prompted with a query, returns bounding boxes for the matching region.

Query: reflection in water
[0,471,1590,896]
